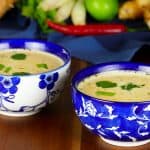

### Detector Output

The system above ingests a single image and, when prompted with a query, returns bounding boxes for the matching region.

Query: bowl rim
[0,39,71,77]
[72,61,150,104]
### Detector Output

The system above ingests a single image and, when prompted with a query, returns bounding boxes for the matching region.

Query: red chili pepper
[47,20,127,36]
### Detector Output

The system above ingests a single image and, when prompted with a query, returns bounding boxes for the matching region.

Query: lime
[85,0,119,21]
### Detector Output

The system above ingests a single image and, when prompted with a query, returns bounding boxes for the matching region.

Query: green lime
[85,0,119,21]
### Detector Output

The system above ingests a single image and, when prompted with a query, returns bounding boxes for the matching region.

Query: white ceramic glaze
[101,136,150,147]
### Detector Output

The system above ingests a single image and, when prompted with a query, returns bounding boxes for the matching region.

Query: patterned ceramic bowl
[0,39,71,117]
[71,62,150,147]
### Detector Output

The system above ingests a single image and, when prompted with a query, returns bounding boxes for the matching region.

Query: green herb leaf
[11,53,26,60]
[16,0,56,33]
[96,91,116,96]
[4,67,12,73]
[47,9,57,20]
[121,83,144,91]
[22,6,35,18]
[12,72,31,76]
[0,64,5,70]
[34,7,56,33]
[37,63,48,69]
[96,81,117,88]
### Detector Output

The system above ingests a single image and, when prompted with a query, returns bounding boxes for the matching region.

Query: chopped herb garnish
[0,64,5,70]
[37,63,48,69]
[4,67,12,73]
[12,72,31,76]
[96,91,116,96]
[121,83,144,91]
[11,53,26,60]
[96,81,117,88]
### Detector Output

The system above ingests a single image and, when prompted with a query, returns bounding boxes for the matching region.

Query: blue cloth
[0,12,149,64]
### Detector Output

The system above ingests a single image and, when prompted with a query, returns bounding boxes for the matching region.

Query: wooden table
[0,45,149,150]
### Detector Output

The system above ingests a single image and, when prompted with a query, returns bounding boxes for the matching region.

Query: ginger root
[135,0,150,9]
[0,0,17,18]
[119,0,150,29]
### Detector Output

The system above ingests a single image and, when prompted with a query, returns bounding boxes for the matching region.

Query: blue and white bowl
[0,39,71,117]
[71,62,150,147]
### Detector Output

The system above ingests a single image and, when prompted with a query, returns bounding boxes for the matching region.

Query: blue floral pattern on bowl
[39,72,60,103]
[71,62,150,146]
[39,72,59,90]
[0,76,20,105]
[0,76,20,94]
[0,72,60,113]
[0,75,47,112]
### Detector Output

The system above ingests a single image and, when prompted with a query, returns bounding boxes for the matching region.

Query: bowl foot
[0,110,40,117]
[101,136,150,147]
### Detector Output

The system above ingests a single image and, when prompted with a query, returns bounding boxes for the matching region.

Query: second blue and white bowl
[71,62,150,147]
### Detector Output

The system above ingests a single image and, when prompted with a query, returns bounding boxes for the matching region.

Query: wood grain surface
[0,45,149,150]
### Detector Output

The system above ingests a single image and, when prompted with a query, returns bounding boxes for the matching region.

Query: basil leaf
[96,81,117,88]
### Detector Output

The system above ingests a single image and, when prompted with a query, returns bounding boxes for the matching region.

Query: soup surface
[77,70,150,102]
[0,49,64,75]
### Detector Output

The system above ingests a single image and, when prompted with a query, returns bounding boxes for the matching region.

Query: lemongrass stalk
[71,0,86,25]
[55,0,76,22]
[39,0,70,11]
[144,9,150,29]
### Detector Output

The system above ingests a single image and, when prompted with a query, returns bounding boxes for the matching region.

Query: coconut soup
[77,70,150,102]
[0,49,64,75]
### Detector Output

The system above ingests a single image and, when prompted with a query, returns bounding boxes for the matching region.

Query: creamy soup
[0,49,64,75]
[77,70,150,102]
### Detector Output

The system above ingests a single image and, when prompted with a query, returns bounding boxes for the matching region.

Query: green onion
[96,91,116,96]
[0,64,5,70]
[4,67,12,73]
[37,63,48,69]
